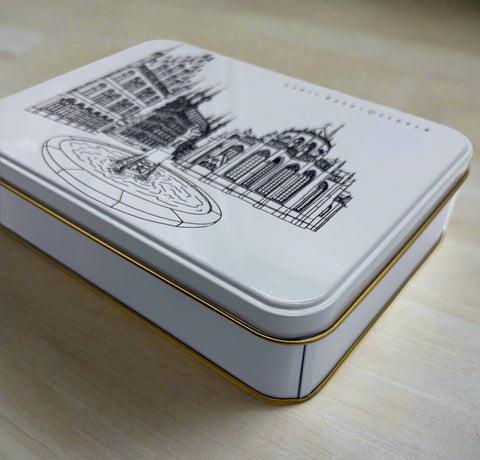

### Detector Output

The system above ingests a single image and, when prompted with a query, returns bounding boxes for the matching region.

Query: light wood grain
[1,1,479,459]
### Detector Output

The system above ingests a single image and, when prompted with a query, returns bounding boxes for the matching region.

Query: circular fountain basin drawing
[42,136,222,227]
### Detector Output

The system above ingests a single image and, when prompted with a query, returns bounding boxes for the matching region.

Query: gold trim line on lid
[0,169,468,345]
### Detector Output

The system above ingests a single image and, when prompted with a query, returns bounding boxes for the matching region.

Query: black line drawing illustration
[27,45,355,231]
[26,46,223,152]
[42,136,222,227]
[172,125,355,231]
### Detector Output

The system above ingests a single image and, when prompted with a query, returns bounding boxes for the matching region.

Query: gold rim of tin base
[1,224,442,404]
[0,169,468,345]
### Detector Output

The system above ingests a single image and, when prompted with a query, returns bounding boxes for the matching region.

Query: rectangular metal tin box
[0,41,472,403]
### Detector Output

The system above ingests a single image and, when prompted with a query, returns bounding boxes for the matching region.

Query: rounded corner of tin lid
[452,129,473,161]
[248,283,338,319]
[432,121,473,162]
[243,289,348,342]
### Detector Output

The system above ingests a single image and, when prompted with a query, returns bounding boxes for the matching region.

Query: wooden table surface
[1,1,479,458]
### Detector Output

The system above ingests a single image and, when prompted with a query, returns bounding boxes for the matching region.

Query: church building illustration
[171,125,354,231]
[27,47,355,232]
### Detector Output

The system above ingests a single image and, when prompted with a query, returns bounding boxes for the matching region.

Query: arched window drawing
[219,145,244,166]
[69,103,87,123]
[241,155,281,188]
[196,144,245,172]
[319,204,333,217]
[271,170,316,204]
[43,98,65,114]
[293,181,329,212]
[316,159,333,171]
[195,144,224,167]
[92,114,112,129]
[81,109,96,128]
[256,164,299,197]
[317,139,330,155]
[224,149,268,182]
[55,98,77,117]
[74,106,88,123]
[293,137,305,146]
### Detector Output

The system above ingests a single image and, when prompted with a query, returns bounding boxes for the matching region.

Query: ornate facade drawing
[172,126,354,231]
[27,45,355,231]
[26,46,223,152]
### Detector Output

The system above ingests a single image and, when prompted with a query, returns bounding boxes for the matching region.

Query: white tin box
[0,41,472,403]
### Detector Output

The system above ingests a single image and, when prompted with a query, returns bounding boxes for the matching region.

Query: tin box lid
[0,40,472,340]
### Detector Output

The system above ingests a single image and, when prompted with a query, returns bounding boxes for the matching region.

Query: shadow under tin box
[0,41,472,403]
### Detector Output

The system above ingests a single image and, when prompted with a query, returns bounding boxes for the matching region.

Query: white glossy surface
[0,40,472,338]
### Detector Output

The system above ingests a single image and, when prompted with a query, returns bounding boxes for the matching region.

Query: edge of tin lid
[0,168,469,344]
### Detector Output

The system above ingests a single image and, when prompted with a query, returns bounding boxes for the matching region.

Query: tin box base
[0,180,461,404]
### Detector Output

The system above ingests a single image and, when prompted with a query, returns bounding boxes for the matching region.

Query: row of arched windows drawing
[195,144,331,207]
[40,98,114,131]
